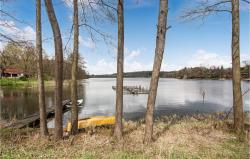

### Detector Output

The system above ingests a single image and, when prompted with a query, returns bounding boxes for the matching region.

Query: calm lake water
[0,78,250,126]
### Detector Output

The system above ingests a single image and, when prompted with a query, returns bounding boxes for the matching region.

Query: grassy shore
[0,78,70,88]
[1,114,249,159]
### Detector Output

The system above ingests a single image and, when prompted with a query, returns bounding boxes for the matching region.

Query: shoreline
[0,77,249,88]
[88,77,250,81]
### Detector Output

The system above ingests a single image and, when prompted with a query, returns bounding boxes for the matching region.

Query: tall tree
[231,0,243,131]
[70,0,79,135]
[114,0,124,140]
[181,0,247,132]
[36,0,48,136]
[0,42,37,77]
[144,0,168,143]
[21,44,37,77]
[44,0,64,139]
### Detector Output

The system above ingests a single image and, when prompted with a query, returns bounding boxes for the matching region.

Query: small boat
[66,116,115,132]
[65,99,84,107]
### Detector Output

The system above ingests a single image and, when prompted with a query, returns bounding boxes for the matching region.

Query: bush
[19,76,28,81]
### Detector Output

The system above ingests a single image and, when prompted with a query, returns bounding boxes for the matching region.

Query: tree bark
[71,0,79,135]
[36,0,48,137]
[231,0,244,132]
[44,0,63,139]
[114,0,124,140]
[144,0,168,143]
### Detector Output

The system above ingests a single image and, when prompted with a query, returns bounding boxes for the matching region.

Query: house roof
[3,67,23,74]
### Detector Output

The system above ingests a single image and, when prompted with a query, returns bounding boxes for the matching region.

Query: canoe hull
[66,116,115,132]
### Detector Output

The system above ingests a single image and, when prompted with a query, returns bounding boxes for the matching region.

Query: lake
[0,78,249,126]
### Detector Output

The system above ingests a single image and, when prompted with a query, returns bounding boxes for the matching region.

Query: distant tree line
[163,66,250,79]
[0,42,87,80]
[89,65,250,80]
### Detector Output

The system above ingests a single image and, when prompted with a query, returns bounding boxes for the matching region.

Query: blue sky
[0,0,249,75]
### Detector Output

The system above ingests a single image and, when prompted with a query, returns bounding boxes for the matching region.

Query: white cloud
[186,49,250,68]
[109,47,143,59]
[125,60,150,72]
[22,26,36,41]
[161,62,183,71]
[186,49,231,68]
[86,46,182,75]
[86,58,183,75]
[86,59,116,75]
[86,48,250,75]
[79,36,95,49]
[0,20,35,42]
[86,59,149,75]
[127,49,141,60]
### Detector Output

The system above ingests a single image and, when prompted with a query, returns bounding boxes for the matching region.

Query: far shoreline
[1,77,249,88]
[88,77,250,81]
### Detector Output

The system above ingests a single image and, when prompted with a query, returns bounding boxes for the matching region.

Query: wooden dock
[3,100,71,129]
[112,85,149,95]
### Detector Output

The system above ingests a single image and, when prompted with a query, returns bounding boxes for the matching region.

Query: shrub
[19,76,28,81]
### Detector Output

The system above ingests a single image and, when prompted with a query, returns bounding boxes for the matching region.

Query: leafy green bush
[19,76,28,81]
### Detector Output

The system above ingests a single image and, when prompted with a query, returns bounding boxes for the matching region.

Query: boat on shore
[66,116,115,132]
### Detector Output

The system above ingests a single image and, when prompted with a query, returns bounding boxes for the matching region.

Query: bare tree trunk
[114,0,124,140]
[36,0,48,137]
[144,0,168,143]
[231,0,244,132]
[71,0,79,135]
[45,0,63,139]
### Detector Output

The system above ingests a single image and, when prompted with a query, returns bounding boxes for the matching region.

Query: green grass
[219,139,250,159]
[0,78,70,88]
[0,78,37,87]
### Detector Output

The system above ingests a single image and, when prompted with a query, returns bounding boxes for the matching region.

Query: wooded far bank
[89,65,250,80]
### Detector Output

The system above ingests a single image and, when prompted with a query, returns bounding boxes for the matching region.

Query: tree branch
[181,0,232,21]
[241,0,250,4]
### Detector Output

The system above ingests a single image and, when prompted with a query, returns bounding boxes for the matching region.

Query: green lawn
[0,78,70,88]
[0,78,37,87]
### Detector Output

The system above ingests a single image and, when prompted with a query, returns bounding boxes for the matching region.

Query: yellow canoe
[66,116,115,132]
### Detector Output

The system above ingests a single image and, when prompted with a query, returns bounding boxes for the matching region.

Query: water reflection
[0,87,40,120]
[1,78,250,125]
[0,83,86,122]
